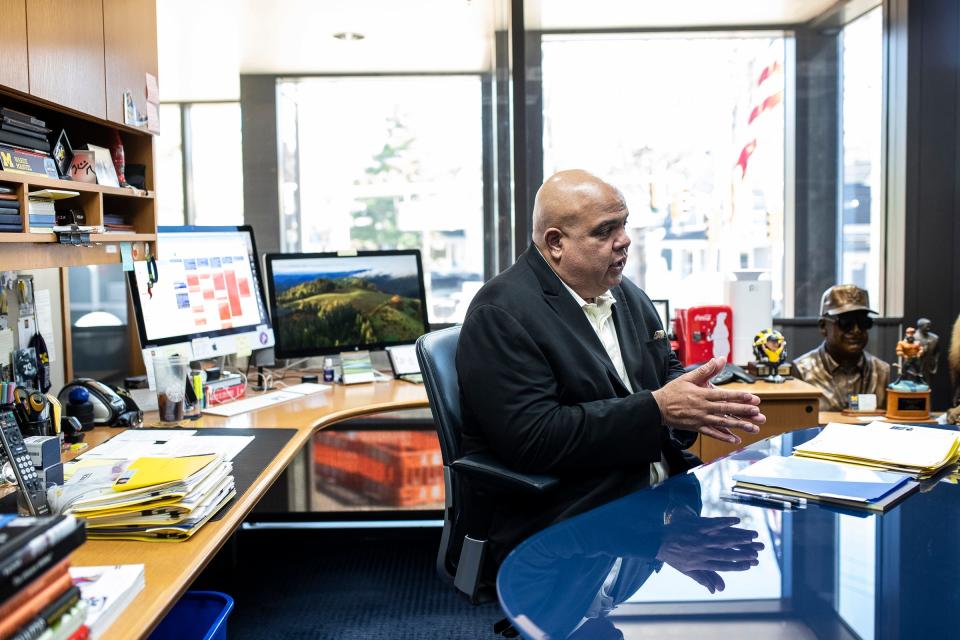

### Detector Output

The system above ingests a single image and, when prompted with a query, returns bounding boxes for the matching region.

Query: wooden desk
[819,410,943,425]
[70,379,429,640]
[695,379,822,462]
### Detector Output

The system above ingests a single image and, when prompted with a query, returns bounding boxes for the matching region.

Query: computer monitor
[128,226,275,364]
[264,250,429,359]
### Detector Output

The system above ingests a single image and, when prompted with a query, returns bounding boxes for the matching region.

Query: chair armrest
[452,453,560,496]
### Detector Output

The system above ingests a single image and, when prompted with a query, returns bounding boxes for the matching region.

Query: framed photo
[86,144,120,188]
[52,129,73,178]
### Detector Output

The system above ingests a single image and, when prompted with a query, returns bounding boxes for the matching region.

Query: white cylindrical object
[724,275,773,365]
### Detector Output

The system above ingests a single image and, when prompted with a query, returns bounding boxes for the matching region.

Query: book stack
[102,214,134,233]
[0,108,51,154]
[0,514,89,640]
[48,453,236,542]
[68,565,145,639]
[28,190,80,234]
[0,188,22,233]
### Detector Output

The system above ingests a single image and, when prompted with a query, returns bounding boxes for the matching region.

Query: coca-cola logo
[693,314,713,322]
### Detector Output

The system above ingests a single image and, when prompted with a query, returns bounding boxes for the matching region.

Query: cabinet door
[27,0,106,118]
[104,0,157,125]
[0,0,29,92]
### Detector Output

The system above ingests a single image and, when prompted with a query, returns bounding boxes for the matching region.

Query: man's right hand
[651,357,766,444]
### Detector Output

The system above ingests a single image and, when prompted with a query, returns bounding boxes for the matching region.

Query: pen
[733,487,807,506]
[721,491,795,509]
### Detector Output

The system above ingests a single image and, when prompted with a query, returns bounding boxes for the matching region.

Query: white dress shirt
[553,272,669,485]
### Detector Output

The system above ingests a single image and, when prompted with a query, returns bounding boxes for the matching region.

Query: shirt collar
[534,248,617,310]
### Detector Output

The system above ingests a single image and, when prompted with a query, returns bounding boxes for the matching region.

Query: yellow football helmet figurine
[753,328,786,365]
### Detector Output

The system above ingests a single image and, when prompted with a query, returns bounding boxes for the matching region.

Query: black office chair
[416,325,560,603]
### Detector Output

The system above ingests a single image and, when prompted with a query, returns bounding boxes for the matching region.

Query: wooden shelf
[0,170,154,199]
[0,231,156,243]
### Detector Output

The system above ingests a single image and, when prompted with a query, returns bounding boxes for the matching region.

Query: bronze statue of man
[792,284,890,411]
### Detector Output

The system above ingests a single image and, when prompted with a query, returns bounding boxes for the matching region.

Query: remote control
[0,410,50,516]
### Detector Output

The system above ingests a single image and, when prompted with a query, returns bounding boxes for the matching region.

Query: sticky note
[120,242,134,271]
[236,335,252,358]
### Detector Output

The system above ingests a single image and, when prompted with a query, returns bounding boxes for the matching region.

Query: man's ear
[544,228,563,258]
[818,318,827,337]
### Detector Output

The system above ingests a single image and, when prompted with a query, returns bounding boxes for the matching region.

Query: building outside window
[156,102,245,227]
[277,76,485,324]
[840,7,883,307]
[542,34,786,315]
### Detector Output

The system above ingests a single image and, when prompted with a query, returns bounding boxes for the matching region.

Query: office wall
[904,0,960,408]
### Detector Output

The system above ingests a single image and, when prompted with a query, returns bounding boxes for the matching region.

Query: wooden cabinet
[26,0,107,119]
[0,0,29,93]
[0,0,158,270]
[104,0,158,125]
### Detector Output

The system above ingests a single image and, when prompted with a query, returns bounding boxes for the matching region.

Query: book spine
[0,200,22,210]
[0,558,70,621]
[8,586,79,640]
[1,108,46,129]
[1,122,48,141]
[0,571,72,639]
[0,130,50,153]
[0,526,85,603]
[0,517,64,567]
[0,118,51,135]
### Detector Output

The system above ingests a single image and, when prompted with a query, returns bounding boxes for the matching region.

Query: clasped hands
[652,356,766,444]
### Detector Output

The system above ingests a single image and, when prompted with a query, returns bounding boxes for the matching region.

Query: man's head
[905,327,916,343]
[532,170,630,301]
[817,284,876,364]
[917,318,931,334]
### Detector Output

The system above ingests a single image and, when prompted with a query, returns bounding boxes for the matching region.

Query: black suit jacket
[457,246,699,563]
[457,245,698,476]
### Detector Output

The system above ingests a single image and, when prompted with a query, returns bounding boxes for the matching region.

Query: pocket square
[653,330,666,340]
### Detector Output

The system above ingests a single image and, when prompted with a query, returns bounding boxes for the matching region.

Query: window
[840,7,883,307]
[277,76,485,324]
[542,34,786,314]
[155,102,245,226]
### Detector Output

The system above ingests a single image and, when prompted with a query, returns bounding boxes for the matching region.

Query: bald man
[456,170,765,567]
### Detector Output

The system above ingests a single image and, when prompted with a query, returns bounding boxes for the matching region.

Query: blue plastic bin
[149,591,234,640]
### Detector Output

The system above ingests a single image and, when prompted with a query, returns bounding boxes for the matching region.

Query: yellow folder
[112,455,217,492]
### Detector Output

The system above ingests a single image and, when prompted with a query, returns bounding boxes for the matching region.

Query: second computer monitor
[264,250,429,359]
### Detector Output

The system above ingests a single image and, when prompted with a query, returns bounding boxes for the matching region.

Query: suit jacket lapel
[522,246,630,395]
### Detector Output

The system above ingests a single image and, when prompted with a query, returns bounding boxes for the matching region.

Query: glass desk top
[496,428,960,640]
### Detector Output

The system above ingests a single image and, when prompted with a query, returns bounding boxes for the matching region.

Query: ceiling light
[333,32,365,41]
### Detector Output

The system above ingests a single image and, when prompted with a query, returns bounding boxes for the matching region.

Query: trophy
[886,326,932,420]
[748,328,791,383]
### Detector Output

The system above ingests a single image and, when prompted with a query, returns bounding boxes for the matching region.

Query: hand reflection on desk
[500,476,763,640]
[654,510,763,595]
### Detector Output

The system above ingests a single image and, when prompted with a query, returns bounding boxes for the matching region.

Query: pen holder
[22,417,53,438]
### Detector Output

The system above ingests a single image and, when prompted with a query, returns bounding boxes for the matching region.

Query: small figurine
[915,318,939,386]
[892,327,928,390]
[750,328,789,383]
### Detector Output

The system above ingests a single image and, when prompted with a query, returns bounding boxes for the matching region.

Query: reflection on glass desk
[497,428,960,640]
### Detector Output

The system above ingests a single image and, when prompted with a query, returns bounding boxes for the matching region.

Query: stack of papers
[70,564,145,638]
[733,455,915,511]
[793,421,960,478]
[47,431,253,541]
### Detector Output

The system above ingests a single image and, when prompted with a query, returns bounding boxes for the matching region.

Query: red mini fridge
[674,305,734,367]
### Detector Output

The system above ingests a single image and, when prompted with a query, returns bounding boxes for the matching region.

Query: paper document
[734,455,911,503]
[202,390,302,417]
[282,382,331,395]
[75,432,252,462]
[794,421,960,475]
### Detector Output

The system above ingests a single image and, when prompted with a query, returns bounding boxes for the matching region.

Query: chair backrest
[416,326,463,466]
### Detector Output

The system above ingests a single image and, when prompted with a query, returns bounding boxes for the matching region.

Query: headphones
[57,379,144,428]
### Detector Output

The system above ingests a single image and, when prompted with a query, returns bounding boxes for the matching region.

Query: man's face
[821,311,871,362]
[552,195,631,300]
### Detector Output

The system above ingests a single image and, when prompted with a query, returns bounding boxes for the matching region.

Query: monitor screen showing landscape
[265,250,429,359]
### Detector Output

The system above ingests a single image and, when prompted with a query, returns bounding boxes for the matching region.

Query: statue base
[885,388,931,420]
